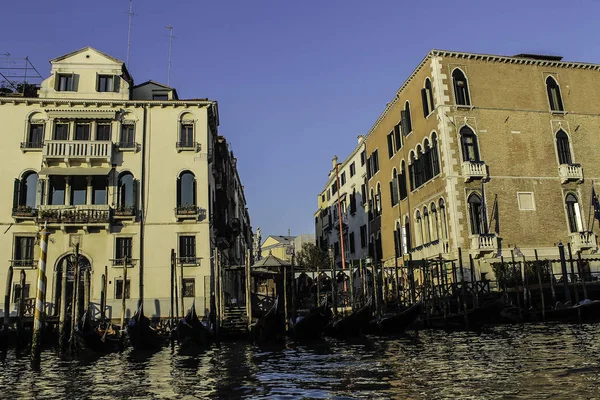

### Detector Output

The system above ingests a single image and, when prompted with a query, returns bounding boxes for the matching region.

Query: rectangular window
[334,242,339,257]
[360,225,367,248]
[180,124,194,146]
[75,123,90,140]
[97,75,115,92]
[360,150,366,166]
[49,176,65,205]
[57,74,73,91]
[182,278,195,297]
[96,123,111,141]
[179,235,197,264]
[92,176,108,204]
[517,192,536,211]
[332,181,337,195]
[350,189,357,214]
[394,124,402,151]
[14,236,34,267]
[28,124,44,147]
[361,183,366,205]
[70,176,87,205]
[321,194,325,202]
[349,232,356,253]
[120,125,135,147]
[340,172,346,186]
[349,162,356,177]
[115,279,131,299]
[387,132,395,158]
[13,283,30,303]
[54,123,69,140]
[115,237,133,264]
[371,150,379,174]
[153,94,168,101]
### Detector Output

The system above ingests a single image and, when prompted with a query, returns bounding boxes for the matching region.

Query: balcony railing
[20,141,44,150]
[334,213,349,231]
[176,256,202,266]
[175,205,199,219]
[12,207,38,220]
[110,258,138,267]
[461,160,488,182]
[10,259,37,269]
[117,141,139,151]
[113,206,137,219]
[176,141,200,152]
[558,163,583,184]
[569,231,597,251]
[43,140,113,165]
[470,233,498,252]
[37,205,111,227]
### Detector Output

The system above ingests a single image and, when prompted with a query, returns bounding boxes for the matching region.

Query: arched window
[556,129,572,165]
[415,210,423,246]
[401,101,412,135]
[394,221,401,258]
[422,78,435,117]
[431,132,440,176]
[423,139,433,181]
[423,207,431,244]
[409,152,416,191]
[546,76,564,112]
[177,171,197,209]
[369,188,375,221]
[430,202,439,241]
[13,171,39,212]
[179,112,196,149]
[117,172,137,213]
[460,126,480,162]
[439,199,448,240]
[399,160,408,200]
[416,145,424,188]
[376,183,382,215]
[404,215,411,252]
[468,193,483,235]
[565,193,583,233]
[390,168,399,206]
[24,113,45,149]
[452,69,471,106]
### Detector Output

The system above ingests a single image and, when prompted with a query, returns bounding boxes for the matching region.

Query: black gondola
[377,300,422,334]
[290,298,333,340]
[327,299,372,338]
[75,310,123,353]
[423,299,505,329]
[127,305,166,350]
[176,303,212,350]
[250,297,285,342]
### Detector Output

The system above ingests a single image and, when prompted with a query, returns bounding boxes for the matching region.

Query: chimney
[332,155,338,170]
[357,134,364,144]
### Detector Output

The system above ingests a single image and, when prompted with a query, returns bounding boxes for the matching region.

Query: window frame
[467,193,483,235]
[119,123,136,149]
[178,235,198,265]
[565,193,583,233]
[56,73,74,92]
[182,278,196,297]
[460,126,481,162]
[452,68,471,107]
[555,129,572,165]
[115,278,131,299]
[13,235,36,267]
[97,74,117,93]
[546,76,564,112]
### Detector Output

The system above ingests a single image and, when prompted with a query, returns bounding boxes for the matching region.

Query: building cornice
[0,97,216,108]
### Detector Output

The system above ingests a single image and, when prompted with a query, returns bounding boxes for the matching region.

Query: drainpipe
[138,104,148,308]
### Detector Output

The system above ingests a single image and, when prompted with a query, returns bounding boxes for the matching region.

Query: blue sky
[1,1,599,239]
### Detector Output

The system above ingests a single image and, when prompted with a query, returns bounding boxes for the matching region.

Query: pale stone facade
[315,135,369,267]
[0,47,251,321]
[364,49,600,280]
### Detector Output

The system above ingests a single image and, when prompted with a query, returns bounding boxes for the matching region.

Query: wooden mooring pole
[510,249,522,321]
[577,251,589,300]
[100,273,106,320]
[59,262,68,352]
[31,224,50,361]
[3,266,13,333]
[245,249,252,330]
[120,256,128,336]
[83,268,91,313]
[69,244,80,353]
[534,250,545,321]
[458,248,468,328]
[283,264,289,331]
[170,249,175,330]
[349,260,354,311]
[469,253,479,309]
[17,270,26,344]
[331,252,337,318]
[557,242,571,304]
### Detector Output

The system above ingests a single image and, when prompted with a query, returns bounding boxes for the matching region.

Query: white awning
[39,167,111,176]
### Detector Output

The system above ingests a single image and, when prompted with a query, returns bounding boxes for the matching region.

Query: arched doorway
[53,253,91,318]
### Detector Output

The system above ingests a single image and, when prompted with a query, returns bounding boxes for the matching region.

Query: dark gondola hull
[176,305,212,350]
[127,310,166,350]
[377,301,422,334]
[423,299,505,330]
[291,300,333,340]
[327,301,372,338]
[250,297,285,343]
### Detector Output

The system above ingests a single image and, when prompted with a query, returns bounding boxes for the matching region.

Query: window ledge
[117,142,140,152]
[455,104,474,110]
[20,142,44,153]
[176,142,201,153]
[110,259,137,267]
[551,110,567,115]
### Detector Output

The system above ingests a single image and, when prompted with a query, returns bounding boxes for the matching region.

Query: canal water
[1,324,599,399]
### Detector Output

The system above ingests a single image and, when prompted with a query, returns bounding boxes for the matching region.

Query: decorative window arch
[13,170,39,211]
[439,198,448,240]
[394,221,401,258]
[460,126,480,162]
[409,151,416,191]
[452,68,471,106]
[468,193,483,235]
[565,193,583,233]
[376,182,382,215]
[390,168,399,207]
[401,101,413,136]
[178,112,196,149]
[24,112,46,149]
[399,160,408,200]
[546,76,564,112]
[369,188,375,220]
[430,202,439,241]
[423,207,431,244]
[404,215,411,252]
[555,129,572,165]
[423,139,433,181]
[422,78,435,117]
[431,132,440,176]
[177,170,197,210]
[416,145,424,187]
[117,172,138,214]
[415,210,423,247]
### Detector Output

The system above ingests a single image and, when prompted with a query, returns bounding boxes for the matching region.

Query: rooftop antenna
[126,0,135,68]
[166,25,176,86]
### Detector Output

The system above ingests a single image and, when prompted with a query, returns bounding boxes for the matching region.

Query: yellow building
[364,49,600,279]
[0,47,252,322]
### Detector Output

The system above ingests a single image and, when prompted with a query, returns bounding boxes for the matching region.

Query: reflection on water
[1,324,599,399]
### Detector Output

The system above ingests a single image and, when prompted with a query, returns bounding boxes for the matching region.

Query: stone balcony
[461,161,488,182]
[37,204,111,231]
[410,239,450,259]
[569,231,597,251]
[470,234,498,256]
[558,163,583,184]
[334,212,349,232]
[43,140,113,167]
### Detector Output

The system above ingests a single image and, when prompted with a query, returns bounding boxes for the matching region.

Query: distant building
[315,135,369,267]
[261,235,295,261]
[252,227,262,262]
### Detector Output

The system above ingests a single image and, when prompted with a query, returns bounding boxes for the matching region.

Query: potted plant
[177,204,198,215]
[13,205,35,217]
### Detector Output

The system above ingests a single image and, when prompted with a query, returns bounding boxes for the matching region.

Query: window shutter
[13,178,20,209]
[133,179,139,212]
[71,73,77,91]
[37,179,45,207]
[389,181,394,207]
[421,88,429,117]
[394,124,401,151]
[193,179,197,206]
[113,75,121,93]
[176,178,181,207]
[401,110,409,136]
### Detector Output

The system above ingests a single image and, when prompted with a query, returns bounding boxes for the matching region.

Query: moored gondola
[75,309,123,353]
[290,298,333,340]
[127,305,166,350]
[327,299,372,338]
[377,300,422,334]
[250,297,285,343]
[176,303,212,350]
